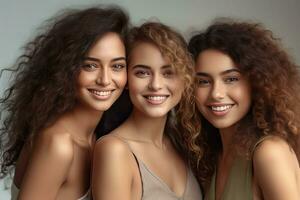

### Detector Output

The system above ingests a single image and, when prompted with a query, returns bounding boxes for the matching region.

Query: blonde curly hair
[127,22,202,166]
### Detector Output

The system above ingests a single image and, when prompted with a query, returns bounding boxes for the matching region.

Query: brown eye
[112,63,126,71]
[163,69,175,77]
[224,77,239,83]
[196,78,211,87]
[134,70,150,78]
[82,63,98,70]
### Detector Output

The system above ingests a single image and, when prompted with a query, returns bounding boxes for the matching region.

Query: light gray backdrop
[1,0,300,199]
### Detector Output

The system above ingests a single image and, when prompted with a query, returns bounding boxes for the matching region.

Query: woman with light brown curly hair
[92,22,203,200]
[188,20,300,200]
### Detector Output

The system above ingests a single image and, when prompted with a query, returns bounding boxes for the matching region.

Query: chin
[141,109,169,118]
[207,119,236,129]
[85,102,114,112]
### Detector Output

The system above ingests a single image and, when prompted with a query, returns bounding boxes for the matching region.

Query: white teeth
[90,90,111,96]
[211,105,232,111]
[147,96,167,101]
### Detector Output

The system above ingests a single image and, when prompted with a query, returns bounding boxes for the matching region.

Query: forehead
[129,42,170,68]
[195,49,237,73]
[87,32,125,58]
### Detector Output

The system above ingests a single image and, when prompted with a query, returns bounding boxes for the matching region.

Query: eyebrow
[83,56,126,62]
[196,68,241,77]
[221,69,241,75]
[132,64,172,70]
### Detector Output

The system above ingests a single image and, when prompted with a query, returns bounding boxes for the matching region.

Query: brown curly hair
[188,19,300,188]
[0,6,129,178]
[127,22,202,165]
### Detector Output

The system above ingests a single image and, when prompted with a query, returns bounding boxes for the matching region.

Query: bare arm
[92,136,137,200]
[18,132,73,200]
[253,137,300,200]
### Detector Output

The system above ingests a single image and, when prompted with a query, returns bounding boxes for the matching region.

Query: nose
[148,73,163,91]
[96,67,111,86]
[211,81,225,100]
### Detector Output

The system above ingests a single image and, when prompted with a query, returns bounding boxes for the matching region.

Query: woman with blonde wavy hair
[92,22,203,200]
[188,20,300,200]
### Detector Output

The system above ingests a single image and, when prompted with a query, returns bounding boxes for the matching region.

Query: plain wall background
[1,0,300,198]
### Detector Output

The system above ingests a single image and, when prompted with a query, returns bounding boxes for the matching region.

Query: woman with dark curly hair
[0,6,129,200]
[92,22,203,200]
[188,20,300,200]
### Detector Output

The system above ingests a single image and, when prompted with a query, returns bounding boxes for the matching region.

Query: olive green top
[204,136,273,200]
[204,156,253,200]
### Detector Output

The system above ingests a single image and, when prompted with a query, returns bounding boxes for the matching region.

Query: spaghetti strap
[109,135,144,197]
[109,134,134,151]
[252,135,275,155]
[131,151,145,198]
[109,135,141,162]
[107,135,202,199]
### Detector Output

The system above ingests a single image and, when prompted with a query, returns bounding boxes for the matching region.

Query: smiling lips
[143,95,169,105]
[88,89,114,100]
[207,104,234,116]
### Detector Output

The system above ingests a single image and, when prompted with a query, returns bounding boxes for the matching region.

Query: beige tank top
[133,154,203,200]
[110,135,202,200]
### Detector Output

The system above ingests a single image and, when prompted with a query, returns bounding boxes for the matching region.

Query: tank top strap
[109,135,142,164]
[251,135,275,156]
[250,135,278,178]
[110,135,135,152]
[109,135,144,197]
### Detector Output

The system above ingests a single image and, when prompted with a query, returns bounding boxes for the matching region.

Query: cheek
[241,89,252,110]
[195,88,208,104]
[77,71,94,87]
[170,78,184,93]
[232,84,252,105]
[113,71,127,88]
[127,76,145,96]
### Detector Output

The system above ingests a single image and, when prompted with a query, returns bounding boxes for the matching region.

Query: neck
[62,103,103,140]
[126,108,168,148]
[219,126,235,158]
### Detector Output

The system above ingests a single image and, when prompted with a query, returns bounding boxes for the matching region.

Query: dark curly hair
[188,19,300,188]
[0,5,129,177]
[127,22,202,167]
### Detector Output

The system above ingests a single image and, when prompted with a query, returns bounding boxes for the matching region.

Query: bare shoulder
[94,121,138,172]
[34,127,74,164]
[94,134,132,160]
[253,136,297,167]
[253,136,300,200]
[92,134,138,200]
[18,128,75,198]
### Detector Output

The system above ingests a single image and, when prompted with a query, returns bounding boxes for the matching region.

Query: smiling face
[76,32,127,111]
[194,49,252,130]
[128,42,184,118]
